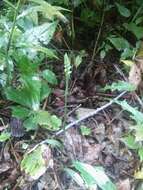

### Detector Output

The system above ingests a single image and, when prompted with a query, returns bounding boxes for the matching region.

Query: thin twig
[55,91,126,136]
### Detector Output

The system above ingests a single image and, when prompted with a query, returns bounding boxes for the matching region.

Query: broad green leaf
[34,110,61,131]
[42,69,57,85]
[29,0,68,22]
[65,168,85,187]
[124,23,143,40]
[73,161,116,190]
[138,148,143,161]
[40,81,51,101]
[5,75,41,110]
[11,106,30,119]
[23,115,37,131]
[115,3,131,17]
[121,135,139,149]
[21,144,52,180]
[108,36,130,51]
[0,132,11,142]
[20,22,57,46]
[104,81,136,92]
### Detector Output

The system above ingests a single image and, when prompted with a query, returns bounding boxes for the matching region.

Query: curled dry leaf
[128,63,141,88]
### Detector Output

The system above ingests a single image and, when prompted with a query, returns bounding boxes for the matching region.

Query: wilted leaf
[21,144,53,180]
[117,179,130,190]
[135,169,143,179]
[121,60,134,67]
[129,63,141,88]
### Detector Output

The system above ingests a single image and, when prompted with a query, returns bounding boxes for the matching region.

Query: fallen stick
[55,91,126,136]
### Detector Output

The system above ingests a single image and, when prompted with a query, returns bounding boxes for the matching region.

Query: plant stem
[5,0,21,86]
[63,76,69,132]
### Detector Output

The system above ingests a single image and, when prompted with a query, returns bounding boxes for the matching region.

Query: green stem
[63,76,69,132]
[5,0,21,86]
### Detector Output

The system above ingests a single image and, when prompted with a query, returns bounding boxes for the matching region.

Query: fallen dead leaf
[128,63,141,88]
[117,179,130,190]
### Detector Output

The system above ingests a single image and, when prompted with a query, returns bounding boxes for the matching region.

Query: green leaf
[138,148,143,161]
[108,36,130,51]
[104,81,136,92]
[29,0,68,22]
[80,125,91,136]
[124,23,143,40]
[42,69,57,85]
[44,139,63,149]
[23,115,37,131]
[5,75,41,111]
[11,106,30,119]
[74,55,82,68]
[115,3,131,17]
[64,53,72,78]
[115,100,143,124]
[121,135,139,149]
[40,81,51,101]
[73,161,116,190]
[65,168,85,187]
[34,110,61,131]
[20,22,57,46]
[21,144,52,180]
[0,132,11,142]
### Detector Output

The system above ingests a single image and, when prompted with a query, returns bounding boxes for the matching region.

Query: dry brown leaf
[128,63,141,88]
[117,179,130,190]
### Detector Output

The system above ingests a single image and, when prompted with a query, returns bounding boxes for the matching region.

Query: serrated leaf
[104,81,136,92]
[34,110,61,131]
[42,69,57,85]
[73,161,116,190]
[23,115,37,131]
[0,132,11,142]
[21,144,52,180]
[115,3,131,17]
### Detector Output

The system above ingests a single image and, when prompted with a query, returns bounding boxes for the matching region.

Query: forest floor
[0,51,141,190]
